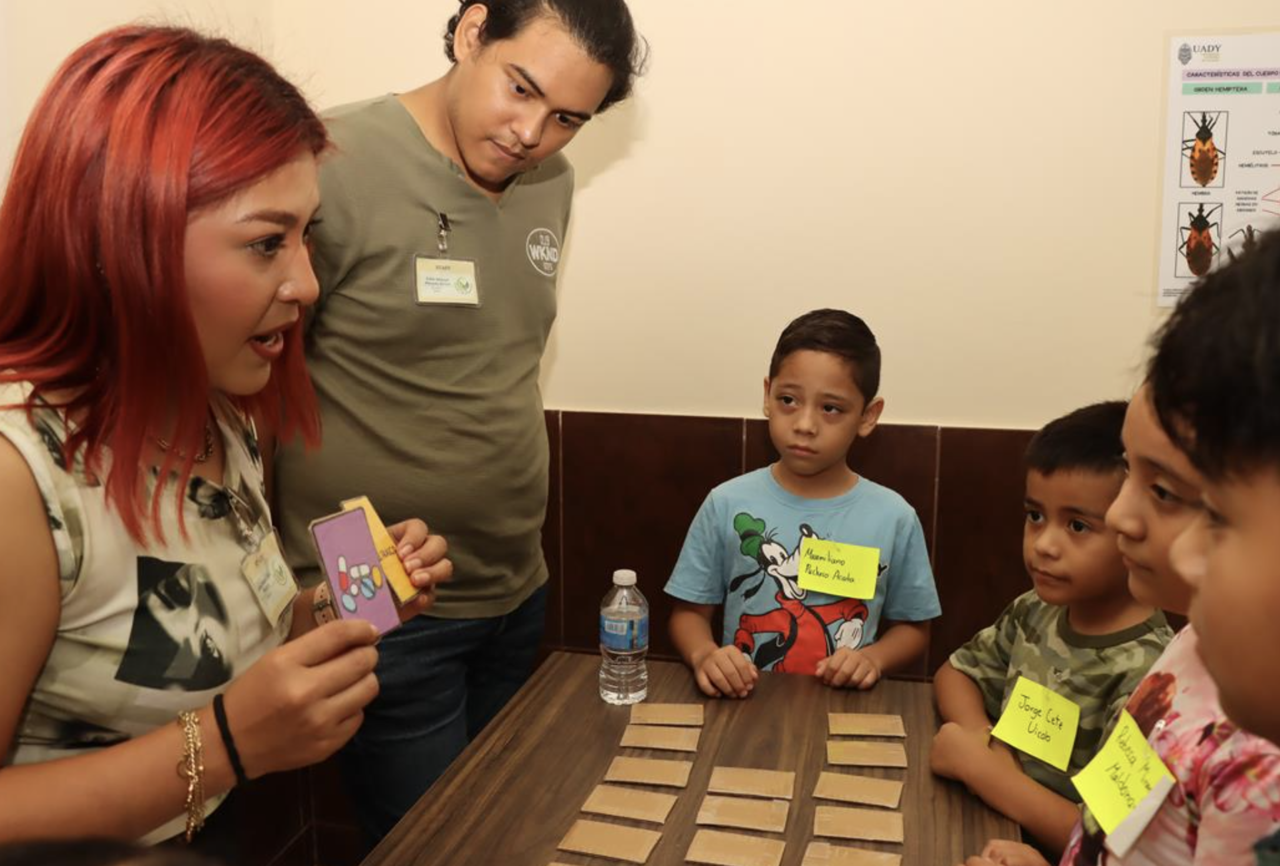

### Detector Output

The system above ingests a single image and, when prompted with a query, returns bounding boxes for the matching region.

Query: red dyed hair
[0,26,326,542]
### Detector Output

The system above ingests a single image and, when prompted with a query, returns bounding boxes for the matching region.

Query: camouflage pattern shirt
[950,590,1172,802]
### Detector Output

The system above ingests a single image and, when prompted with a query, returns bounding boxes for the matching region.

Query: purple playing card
[310,509,401,634]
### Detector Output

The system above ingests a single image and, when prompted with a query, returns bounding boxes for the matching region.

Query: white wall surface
[4,1,1278,428]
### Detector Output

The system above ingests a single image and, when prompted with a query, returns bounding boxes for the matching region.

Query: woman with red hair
[0,26,449,846]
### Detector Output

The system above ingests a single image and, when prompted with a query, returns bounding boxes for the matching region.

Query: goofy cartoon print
[730,512,873,674]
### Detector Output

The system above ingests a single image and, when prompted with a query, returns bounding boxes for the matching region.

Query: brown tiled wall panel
[541,412,563,652]
[558,411,744,659]
[930,428,1036,672]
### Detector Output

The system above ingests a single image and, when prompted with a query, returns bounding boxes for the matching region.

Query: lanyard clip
[437,213,451,254]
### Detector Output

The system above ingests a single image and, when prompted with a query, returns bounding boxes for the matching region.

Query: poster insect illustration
[1181,111,1226,188]
[1177,202,1222,278]
[1227,224,1259,263]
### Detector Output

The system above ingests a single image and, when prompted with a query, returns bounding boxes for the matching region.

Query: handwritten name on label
[990,676,1081,771]
[796,537,880,599]
[1072,711,1173,835]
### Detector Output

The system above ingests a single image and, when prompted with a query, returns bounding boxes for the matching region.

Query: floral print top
[1062,627,1280,865]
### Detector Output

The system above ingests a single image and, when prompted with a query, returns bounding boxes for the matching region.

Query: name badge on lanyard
[414,212,480,307]
[241,529,299,627]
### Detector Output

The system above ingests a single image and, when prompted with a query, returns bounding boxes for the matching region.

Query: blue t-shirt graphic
[665,468,941,674]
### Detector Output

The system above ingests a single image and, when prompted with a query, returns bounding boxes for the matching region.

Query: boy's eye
[1150,483,1182,505]
[778,395,796,406]
[511,81,529,97]
[1068,518,1091,534]
[555,112,582,129]
[1025,509,1044,525]
[823,404,843,415]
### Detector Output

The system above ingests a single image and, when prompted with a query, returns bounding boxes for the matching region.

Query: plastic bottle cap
[612,569,637,586]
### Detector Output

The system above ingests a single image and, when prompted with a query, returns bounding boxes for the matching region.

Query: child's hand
[930,721,994,782]
[692,645,758,698]
[816,647,882,689]
[958,840,1052,866]
[388,519,453,621]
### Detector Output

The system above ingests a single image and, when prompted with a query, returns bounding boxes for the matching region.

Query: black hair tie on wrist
[212,693,249,787]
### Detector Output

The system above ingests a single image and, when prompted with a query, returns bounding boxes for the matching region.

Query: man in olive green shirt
[274,0,643,842]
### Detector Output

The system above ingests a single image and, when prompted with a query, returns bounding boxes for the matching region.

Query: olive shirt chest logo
[526,228,561,277]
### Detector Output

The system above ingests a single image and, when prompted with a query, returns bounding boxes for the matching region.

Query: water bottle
[599,568,649,705]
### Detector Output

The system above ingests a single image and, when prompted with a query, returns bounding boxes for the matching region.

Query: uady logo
[1179,42,1223,65]
[526,227,561,277]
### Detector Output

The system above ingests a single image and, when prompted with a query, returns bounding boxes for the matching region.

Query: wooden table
[360,652,1020,866]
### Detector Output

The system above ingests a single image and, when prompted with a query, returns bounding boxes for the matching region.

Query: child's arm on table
[931,722,1080,855]
[934,660,996,729]
[817,619,931,689]
[670,601,757,698]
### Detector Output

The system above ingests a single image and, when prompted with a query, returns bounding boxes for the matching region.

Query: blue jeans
[340,585,547,842]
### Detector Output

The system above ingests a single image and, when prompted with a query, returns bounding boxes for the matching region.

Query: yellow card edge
[340,497,421,606]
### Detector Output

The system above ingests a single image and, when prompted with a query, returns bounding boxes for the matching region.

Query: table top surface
[361,652,1021,866]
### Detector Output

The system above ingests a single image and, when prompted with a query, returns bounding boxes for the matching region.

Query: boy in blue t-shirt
[665,309,941,698]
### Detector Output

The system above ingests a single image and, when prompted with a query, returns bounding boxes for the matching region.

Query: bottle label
[600,614,649,652]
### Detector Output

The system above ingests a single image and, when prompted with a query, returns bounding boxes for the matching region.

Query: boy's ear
[857,396,885,437]
[762,377,772,418]
[452,2,490,62]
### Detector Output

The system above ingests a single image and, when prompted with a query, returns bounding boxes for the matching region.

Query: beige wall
[0,1,272,166]
[4,2,1278,428]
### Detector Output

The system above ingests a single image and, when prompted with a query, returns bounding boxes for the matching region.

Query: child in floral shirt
[962,238,1280,866]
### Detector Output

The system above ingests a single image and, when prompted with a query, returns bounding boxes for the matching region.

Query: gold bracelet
[176,710,206,842]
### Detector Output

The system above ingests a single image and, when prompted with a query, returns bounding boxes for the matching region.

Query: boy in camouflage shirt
[929,402,1173,856]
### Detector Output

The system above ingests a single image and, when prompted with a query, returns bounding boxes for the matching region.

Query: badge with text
[797,537,879,599]
[1072,711,1174,845]
[990,675,1082,771]
[240,529,299,626]
[414,255,480,306]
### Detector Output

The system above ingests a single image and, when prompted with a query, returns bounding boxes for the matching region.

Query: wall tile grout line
[556,410,566,648]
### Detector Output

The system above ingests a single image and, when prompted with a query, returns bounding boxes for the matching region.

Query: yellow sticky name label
[341,496,418,605]
[990,675,1081,771]
[797,537,879,600]
[1072,710,1173,835]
